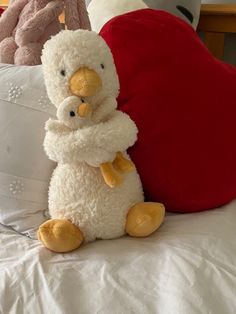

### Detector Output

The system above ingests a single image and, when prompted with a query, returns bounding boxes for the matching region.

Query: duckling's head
[57,96,92,130]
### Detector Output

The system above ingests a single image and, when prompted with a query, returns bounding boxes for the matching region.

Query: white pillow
[87,0,201,33]
[0,64,56,238]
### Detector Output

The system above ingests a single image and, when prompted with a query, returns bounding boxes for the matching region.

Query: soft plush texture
[38,219,84,252]
[0,0,90,65]
[39,30,165,251]
[42,30,119,109]
[55,96,135,188]
[0,63,56,238]
[87,0,201,33]
[43,111,144,243]
[100,9,236,213]
[0,0,62,65]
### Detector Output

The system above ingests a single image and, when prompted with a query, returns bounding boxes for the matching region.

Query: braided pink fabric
[0,0,91,65]
[77,0,91,30]
[65,0,91,30]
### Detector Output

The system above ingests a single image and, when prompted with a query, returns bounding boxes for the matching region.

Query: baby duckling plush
[38,30,165,253]
[56,96,135,188]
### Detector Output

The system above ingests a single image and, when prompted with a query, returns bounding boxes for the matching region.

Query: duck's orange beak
[69,67,102,97]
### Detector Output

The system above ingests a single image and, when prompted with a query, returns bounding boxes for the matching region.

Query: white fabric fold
[0,199,236,313]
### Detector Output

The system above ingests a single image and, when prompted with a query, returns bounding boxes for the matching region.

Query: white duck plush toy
[38,30,165,253]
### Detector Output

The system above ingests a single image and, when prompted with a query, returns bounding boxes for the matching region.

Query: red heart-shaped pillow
[100,9,236,213]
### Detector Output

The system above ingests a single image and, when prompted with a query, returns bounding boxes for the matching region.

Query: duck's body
[44,110,144,242]
[49,161,143,242]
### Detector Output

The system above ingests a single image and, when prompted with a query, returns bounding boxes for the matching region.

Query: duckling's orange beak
[69,67,102,97]
[77,103,92,118]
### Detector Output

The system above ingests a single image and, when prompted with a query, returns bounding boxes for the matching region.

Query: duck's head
[41,30,119,110]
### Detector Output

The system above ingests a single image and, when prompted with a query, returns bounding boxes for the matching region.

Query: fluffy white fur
[41,30,144,242]
[41,30,119,109]
[45,111,138,166]
[56,96,92,130]
[44,111,144,242]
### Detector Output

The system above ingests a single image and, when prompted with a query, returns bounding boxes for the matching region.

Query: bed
[1,199,236,313]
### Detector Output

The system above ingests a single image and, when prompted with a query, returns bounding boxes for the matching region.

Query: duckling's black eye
[100,63,105,69]
[60,70,66,76]
[81,98,85,103]
[70,111,75,117]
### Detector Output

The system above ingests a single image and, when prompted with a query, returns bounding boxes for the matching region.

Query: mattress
[1,200,236,314]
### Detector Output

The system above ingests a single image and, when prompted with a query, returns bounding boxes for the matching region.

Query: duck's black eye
[70,111,75,117]
[81,98,85,103]
[100,63,105,69]
[60,70,66,76]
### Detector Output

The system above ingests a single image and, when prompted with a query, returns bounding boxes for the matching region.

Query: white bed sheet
[1,200,236,314]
